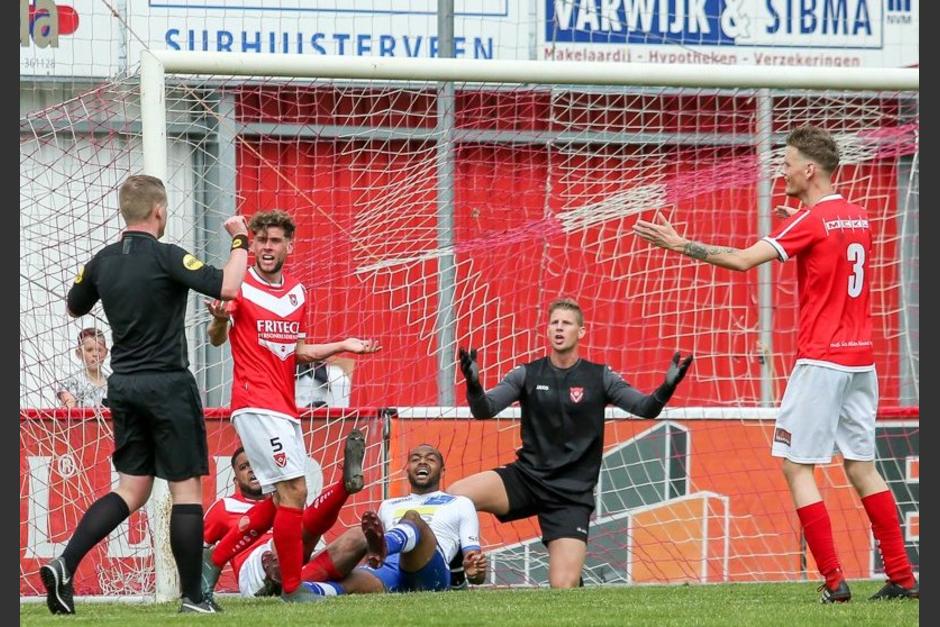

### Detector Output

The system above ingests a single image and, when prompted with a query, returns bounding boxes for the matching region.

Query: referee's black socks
[170,503,205,602]
[61,491,130,575]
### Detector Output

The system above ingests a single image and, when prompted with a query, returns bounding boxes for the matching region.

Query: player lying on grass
[264,444,486,596]
[202,431,366,601]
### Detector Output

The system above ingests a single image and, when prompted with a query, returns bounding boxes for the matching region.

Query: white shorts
[232,410,307,493]
[771,363,878,464]
[238,539,273,598]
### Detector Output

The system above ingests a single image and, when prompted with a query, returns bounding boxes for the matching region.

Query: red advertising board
[21,407,918,594]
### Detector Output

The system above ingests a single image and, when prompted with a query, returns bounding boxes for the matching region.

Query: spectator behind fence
[56,328,110,408]
[296,357,353,409]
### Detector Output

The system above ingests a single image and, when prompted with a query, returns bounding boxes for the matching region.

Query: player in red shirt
[203,447,273,595]
[633,125,917,602]
[204,446,360,599]
[203,210,381,604]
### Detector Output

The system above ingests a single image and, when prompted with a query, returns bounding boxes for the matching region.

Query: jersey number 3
[847,243,865,298]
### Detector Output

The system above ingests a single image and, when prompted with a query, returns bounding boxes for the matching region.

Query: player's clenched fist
[458,348,481,393]
[223,214,249,237]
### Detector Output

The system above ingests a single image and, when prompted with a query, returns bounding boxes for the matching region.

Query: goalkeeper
[452,298,692,588]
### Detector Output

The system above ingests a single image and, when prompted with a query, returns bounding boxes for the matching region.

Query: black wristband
[231,234,249,251]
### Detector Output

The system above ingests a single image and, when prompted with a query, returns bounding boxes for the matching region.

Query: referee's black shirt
[67,231,224,374]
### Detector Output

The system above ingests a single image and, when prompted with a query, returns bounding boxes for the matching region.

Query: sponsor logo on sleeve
[183,254,204,270]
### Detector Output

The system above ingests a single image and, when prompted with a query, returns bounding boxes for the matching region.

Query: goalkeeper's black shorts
[107,370,209,481]
[493,462,592,545]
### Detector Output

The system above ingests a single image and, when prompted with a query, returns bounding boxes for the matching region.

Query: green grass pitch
[21,581,918,626]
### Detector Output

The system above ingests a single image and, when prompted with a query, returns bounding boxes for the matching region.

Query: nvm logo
[886,0,912,24]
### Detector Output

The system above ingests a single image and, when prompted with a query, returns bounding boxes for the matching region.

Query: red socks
[302,481,349,539]
[212,496,276,569]
[862,490,916,588]
[301,549,344,582]
[273,505,304,594]
[797,501,843,589]
[797,493,915,589]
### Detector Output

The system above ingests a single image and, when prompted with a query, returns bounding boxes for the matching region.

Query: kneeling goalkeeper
[450,298,693,588]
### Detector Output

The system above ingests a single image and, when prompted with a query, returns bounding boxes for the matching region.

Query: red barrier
[20,406,918,594]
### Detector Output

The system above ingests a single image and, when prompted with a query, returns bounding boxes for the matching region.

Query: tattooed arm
[633,213,778,272]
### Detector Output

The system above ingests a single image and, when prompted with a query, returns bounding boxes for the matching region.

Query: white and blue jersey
[378,491,481,563]
[364,490,481,592]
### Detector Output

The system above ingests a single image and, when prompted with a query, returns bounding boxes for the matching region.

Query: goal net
[20,54,918,597]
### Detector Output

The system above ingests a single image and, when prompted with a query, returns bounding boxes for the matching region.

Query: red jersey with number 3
[228,267,307,419]
[761,194,874,369]
[203,493,272,581]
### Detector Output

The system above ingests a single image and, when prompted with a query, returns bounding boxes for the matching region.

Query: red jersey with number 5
[228,267,307,420]
[761,194,874,369]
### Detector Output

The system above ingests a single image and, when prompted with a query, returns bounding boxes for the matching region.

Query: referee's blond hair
[119,175,167,224]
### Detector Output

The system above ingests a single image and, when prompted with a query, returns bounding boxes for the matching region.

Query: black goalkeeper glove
[663,351,694,391]
[459,347,482,394]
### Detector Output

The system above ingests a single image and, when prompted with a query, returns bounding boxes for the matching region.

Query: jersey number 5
[847,243,865,298]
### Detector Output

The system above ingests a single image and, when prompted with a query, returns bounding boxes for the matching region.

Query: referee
[40,175,249,614]
[451,298,693,588]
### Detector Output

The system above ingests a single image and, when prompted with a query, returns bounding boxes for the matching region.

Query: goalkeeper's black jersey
[467,356,671,507]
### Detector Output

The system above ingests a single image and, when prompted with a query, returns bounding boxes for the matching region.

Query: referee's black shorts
[493,462,593,546]
[106,370,209,481]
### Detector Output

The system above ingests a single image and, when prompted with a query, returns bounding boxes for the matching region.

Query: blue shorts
[359,548,451,593]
